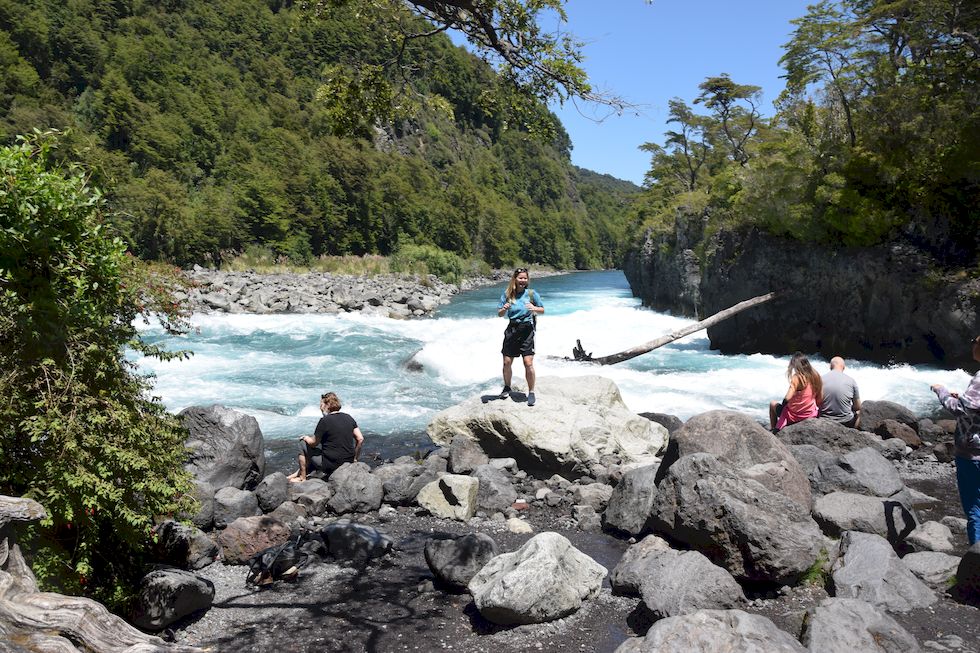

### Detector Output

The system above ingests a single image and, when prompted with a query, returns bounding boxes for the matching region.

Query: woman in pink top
[769,352,823,432]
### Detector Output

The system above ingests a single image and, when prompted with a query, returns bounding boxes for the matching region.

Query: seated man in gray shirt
[820,356,862,428]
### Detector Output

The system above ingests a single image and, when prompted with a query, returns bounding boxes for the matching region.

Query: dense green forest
[633,0,979,267]
[0,0,638,270]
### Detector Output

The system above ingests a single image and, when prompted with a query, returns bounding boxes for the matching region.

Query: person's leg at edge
[291,452,308,483]
[524,354,536,405]
[769,401,780,431]
[955,456,980,545]
[501,355,514,396]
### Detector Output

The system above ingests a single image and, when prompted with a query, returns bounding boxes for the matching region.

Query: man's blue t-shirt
[499,288,542,324]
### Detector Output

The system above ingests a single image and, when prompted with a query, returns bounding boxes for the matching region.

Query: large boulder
[778,419,884,455]
[800,597,920,653]
[650,454,823,584]
[417,475,479,521]
[216,515,291,565]
[603,464,660,535]
[812,491,918,542]
[830,531,937,612]
[130,568,215,631]
[610,538,745,618]
[327,462,384,514]
[427,376,668,478]
[860,400,919,433]
[614,609,805,653]
[789,445,904,498]
[424,533,498,590]
[181,405,265,490]
[468,532,606,625]
[658,410,811,508]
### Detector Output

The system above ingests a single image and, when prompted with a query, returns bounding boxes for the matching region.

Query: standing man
[820,356,862,428]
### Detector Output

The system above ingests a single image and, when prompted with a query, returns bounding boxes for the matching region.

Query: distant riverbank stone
[831,531,937,612]
[658,410,810,508]
[800,597,920,653]
[615,609,805,653]
[468,532,606,625]
[181,405,266,491]
[651,453,822,584]
[427,376,668,478]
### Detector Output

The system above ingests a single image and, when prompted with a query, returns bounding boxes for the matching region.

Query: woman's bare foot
[289,475,306,483]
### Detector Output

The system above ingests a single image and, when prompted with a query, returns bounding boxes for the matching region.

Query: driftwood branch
[571,292,777,365]
[0,495,202,653]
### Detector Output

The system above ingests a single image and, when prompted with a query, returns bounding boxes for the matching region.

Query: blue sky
[454,1,814,185]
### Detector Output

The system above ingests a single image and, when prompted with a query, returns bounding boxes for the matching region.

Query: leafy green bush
[390,243,464,283]
[0,132,195,607]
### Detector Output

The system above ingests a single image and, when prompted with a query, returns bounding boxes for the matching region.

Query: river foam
[133,271,971,441]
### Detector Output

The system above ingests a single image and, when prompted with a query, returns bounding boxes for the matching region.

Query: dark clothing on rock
[502,320,535,357]
[315,411,359,463]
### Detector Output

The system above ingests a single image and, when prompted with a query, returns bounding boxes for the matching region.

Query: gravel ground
[167,451,980,653]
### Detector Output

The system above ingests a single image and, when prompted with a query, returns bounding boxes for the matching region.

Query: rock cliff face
[624,220,980,369]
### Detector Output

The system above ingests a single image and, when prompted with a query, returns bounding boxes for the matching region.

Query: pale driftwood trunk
[571,292,777,365]
[0,495,201,653]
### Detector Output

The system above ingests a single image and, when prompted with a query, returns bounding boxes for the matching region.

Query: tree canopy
[635,0,979,265]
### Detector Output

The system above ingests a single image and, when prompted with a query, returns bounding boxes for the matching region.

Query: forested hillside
[0,0,637,269]
[632,0,979,266]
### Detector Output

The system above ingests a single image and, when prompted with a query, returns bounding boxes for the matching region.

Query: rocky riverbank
[176,267,556,318]
[5,378,980,653]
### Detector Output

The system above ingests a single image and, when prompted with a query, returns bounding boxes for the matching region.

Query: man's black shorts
[502,320,535,357]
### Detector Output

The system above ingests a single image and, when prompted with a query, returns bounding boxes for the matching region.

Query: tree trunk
[571,292,776,365]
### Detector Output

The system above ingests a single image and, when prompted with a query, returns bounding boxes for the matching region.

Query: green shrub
[0,132,195,608]
[390,243,464,283]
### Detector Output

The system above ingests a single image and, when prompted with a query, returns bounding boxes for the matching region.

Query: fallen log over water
[571,292,777,365]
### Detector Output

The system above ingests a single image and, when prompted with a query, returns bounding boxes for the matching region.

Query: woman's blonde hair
[786,352,822,403]
[320,392,341,412]
[505,267,530,301]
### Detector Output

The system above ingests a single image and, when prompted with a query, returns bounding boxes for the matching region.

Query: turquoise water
[133,270,970,441]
